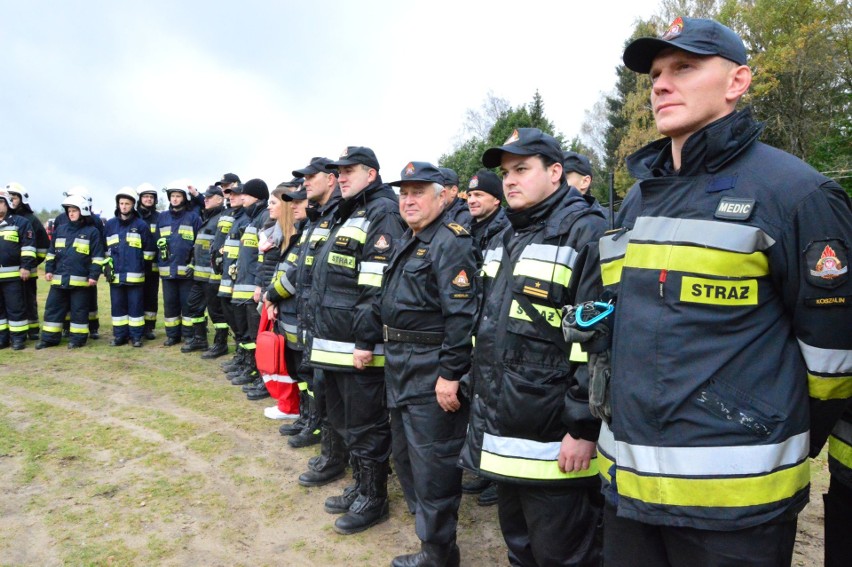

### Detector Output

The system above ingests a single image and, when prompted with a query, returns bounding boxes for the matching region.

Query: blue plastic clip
[574,301,614,328]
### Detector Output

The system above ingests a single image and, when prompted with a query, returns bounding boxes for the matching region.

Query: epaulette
[444,222,471,237]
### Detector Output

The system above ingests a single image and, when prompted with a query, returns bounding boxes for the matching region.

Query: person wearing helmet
[154,184,201,346]
[0,189,37,350]
[104,187,156,347]
[5,183,49,340]
[136,183,161,339]
[54,186,106,339]
[36,194,105,349]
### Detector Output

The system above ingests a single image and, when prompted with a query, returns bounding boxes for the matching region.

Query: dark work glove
[588,351,612,424]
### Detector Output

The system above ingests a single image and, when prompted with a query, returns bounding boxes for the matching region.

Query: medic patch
[469,176,479,189]
[404,163,416,177]
[714,198,755,221]
[806,241,848,289]
[452,269,471,289]
[504,129,520,145]
[374,234,390,252]
[662,17,684,40]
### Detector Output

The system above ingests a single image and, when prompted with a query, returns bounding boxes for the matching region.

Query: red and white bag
[255,308,299,414]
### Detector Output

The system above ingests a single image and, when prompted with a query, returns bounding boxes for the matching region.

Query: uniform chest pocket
[398,259,433,307]
[72,237,90,255]
[1,229,19,242]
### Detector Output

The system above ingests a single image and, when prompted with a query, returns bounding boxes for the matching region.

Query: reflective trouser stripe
[70,323,88,334]
[42,321,63,333]
[112,316,129,326]
[164,317,180,328]
[129,317,144,328]
[144,311,157,321]
[213,322,230,330]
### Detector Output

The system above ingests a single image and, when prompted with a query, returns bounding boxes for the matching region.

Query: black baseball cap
[482,128,564,169]
[203,185,224,198]
[219,172,241,184]
[327,146,380,171]
[623,17,748,74]
[468,169,503,200]
[281,177,304,187]
[277,179,307,201]
[229,183,245,194]
[292,157,333,178]
[281,188,307,201]
[389,162,446,187]
[439,167,459,187]
[562,151,593,177]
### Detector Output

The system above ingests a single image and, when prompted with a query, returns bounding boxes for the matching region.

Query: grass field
[0,275,829,566]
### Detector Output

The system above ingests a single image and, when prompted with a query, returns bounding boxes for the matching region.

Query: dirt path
[0,336,828,566]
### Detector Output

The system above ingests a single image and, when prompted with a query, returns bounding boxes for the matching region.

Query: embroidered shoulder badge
[374,234,390,252]
[805,239,849,289]
[452,269,471,289]
[446,222,469,236]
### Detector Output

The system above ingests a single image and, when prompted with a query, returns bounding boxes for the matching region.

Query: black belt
[382,325,443,345]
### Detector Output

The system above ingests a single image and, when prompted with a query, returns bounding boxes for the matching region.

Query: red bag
[255,308,299,413]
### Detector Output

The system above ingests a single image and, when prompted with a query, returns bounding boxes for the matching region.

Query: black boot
[220,344,245,371]
[279,390,308,436]
[11,336,27,351]
[201,328,229,359]
[287,393,321,448]
[333,459,389,535]
[325,458,361,514]
[181,322,208,353]
[143,320,156,340]
[231,356,259,386]
[298,425,347,487]
[392,542,460,567]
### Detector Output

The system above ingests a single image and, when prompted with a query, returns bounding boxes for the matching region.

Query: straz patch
[451,269,471,290]
[806,240,849,289]
[714,198,755,221]
[680,276,758,306]
[328,252,356,269]
[374,234,390,252]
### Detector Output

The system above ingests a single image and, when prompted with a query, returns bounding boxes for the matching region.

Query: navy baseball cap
[219,172,241,184]
[482,128,564,169]
[203,185,224,198]
[562,151,593,177]
[292,157,333,178]
[439,167,459,187]
[468,169,503,200]
[623,17,748,74]
[389,162,446,187]
[327,146,380,171]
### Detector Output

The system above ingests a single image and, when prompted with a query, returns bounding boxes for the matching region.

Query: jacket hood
[627,108,764,179]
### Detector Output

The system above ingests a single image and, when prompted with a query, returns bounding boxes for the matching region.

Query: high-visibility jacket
[45,219,104,286]
[592,109,852,530]
[266,227,302,350]
[0,213,37,279]
[105,211,156,285]
[232,200,268,304]
[155,207,201,279]
[829,406,852,490]
[14,208,49,271]
[308,181,405,372]
[458,184,606,486]
[191,204,224,283]
[218,207,249,297]
[137,206,160,276]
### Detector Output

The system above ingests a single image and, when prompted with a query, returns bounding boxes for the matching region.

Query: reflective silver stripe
[360,261,386,275]
[598,421,616,456]
[309,227,331,241]
[600,231,630,262]
[196,233,214,241]
[604,428,808,477]
[0,266,19,273]
[92,256,105,263]
[279,274,296,295]
[832,419,852,444]
[482,432,562,461]
[69,275,88,283]
[70,322,88,332]
[631,217,776,252]
[125,272,145,279]
[798,339,852,374]
[106,235,120,246]
[21,245,37,253]
[283,323,298,336]
[112,316,129,325]
[312,338,385,356]
[194,266,213,274]
[55,238,67,247]
[233,284,255,293]
[520,243,579,268]
[129,317,145,326]
[342,217,371,232]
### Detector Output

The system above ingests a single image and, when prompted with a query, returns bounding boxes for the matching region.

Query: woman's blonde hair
[271,186,297,249]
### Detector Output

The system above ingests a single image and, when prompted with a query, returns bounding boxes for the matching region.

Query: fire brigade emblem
[662,17,684,40]
[469,176,479,189]
[374,234,390,252]
[452,269,471,289]
[505,129,520,144]
[811,245,847,279]
[404,163,416,176]
[340,147,350,158]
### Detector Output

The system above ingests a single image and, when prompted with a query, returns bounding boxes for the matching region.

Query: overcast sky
[1,0,661,213]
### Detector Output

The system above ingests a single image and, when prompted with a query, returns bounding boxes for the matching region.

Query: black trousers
[498,482,602,567]
[142,267,159,326]
[185,280,208,320]
[324,369,391,463]
[602,504,797,567]
[0,278,28,343]
[203,282,225,326]
[42,286,90,345]
[824,475,852,567]
[161,278,193,340]
[87,285,99,331]
[390,401,467,545]
[231,301,260,350]
[24,277,39,334]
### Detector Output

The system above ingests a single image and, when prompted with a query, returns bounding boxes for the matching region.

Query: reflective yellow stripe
[106,235,119,246]
[509,299,560,327]
[808,373,852,400]
[615,461,809,508]
[569,342,587,363]
[829,434,852,470]
[597,449,614,484]
[513,258,572,287]
[480,450,599,481]
[310,350,386,368]
[358,273,383,287]
[679,276,758,306]
[624,243,770,277]
[601,257,624,286]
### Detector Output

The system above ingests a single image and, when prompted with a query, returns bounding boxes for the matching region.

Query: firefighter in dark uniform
[227,178,269,387]
[307,146,406,535]
[5,183,49,340]
[0,189,37,350]
[54,186,105,338]
[825,404,852,567]
[458,128,607,566]
[104,187,156,347]
[562,151,608,221]
[136,183,161,340]
[182,185,226,353]
[155,185,201,346]
[220,184,253,377]
[381,162,478,567]
[439,167,472,229]
[37,194,105,349]
[581,18,852,566]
